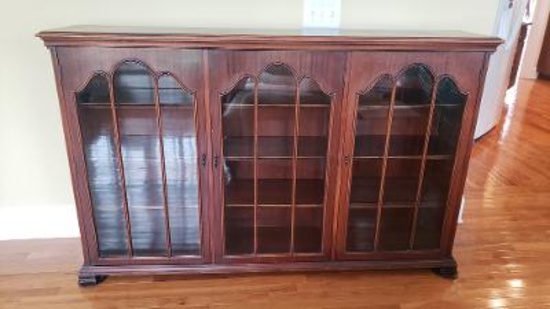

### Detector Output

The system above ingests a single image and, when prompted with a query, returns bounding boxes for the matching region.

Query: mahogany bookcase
[38,26,500,286]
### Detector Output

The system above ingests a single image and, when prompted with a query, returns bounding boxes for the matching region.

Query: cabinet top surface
[37,25,501,51]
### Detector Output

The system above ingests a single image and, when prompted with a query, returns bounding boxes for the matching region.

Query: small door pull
[201,154,207,167]
[214,155,220,169]
[343,155,350,165]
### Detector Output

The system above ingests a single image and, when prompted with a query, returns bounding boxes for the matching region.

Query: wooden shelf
[225,179,325,206]
[223,103,330,108]
[354,135,457,157]
[358,103,461,110]
[224,225,323,255]
[90,182,200,209]
[79,103,193,108]
[223,136,328,159]
[350,176,449,206]
[354,155,452,160]
[223,89,331,106]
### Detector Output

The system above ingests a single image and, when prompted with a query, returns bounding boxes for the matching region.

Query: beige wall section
[0,0,499,238]
[342,0,500,34]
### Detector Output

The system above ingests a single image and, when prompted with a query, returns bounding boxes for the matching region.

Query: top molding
[37,25,502,52]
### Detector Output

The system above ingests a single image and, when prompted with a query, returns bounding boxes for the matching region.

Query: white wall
[520,0,550,79]
[0,0,500,239]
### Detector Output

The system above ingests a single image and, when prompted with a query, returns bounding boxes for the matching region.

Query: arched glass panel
[114,61,166,256]
[158,74,200,255]
[257,64,296,157]
[256,64,296,254]
[76,74,111,104]
[76,74,128,257]
[159,75,194,106]
[222,77,255,255]
[346,76,392,252]
[295,77,331,253]
[354,75,393,157]
[378,65,434,251]
[394,65,434,106]
[114,61,155,104]
[414,77,467,249]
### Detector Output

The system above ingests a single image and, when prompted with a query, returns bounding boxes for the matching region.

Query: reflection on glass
[355,76,392,157]
[222,77,255,158]
[77,74,128,257]
[78,63,202,258]
[300,77,331,105]
[159,74,200,256]
[77,74,111,104]
[346,76,392,253]
[389,65,433,156]
[359,75,393,107]
[414,77,467,249]
[115,62,166,256]
[258,64,296,105]
[429,77,467,155]
[395,65,434,106]
[114,61,155,104]
[159,74,194,105]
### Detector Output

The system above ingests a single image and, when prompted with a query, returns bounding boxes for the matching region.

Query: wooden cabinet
[38,26,500,286]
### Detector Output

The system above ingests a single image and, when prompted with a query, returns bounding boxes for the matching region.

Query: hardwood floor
[1,79,550,309]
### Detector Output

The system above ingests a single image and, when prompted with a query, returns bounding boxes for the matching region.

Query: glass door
[76,59,205,261]
[340,63,468,257]
[219,62,333,261]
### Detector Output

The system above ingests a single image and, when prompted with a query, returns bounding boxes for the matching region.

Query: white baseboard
[0,204,80,240]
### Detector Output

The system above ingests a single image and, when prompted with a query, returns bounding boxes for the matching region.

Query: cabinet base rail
[79,256,457,286]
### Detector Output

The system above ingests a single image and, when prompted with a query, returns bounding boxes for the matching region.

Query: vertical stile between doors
[372,81,398,251]
[107,73,134,257]
[290,76,300,256]
[202,50,213,261]
[408,80,440,249]
[153,74,174,257]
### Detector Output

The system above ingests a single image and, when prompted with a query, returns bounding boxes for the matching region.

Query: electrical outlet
[303,0,341,29]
